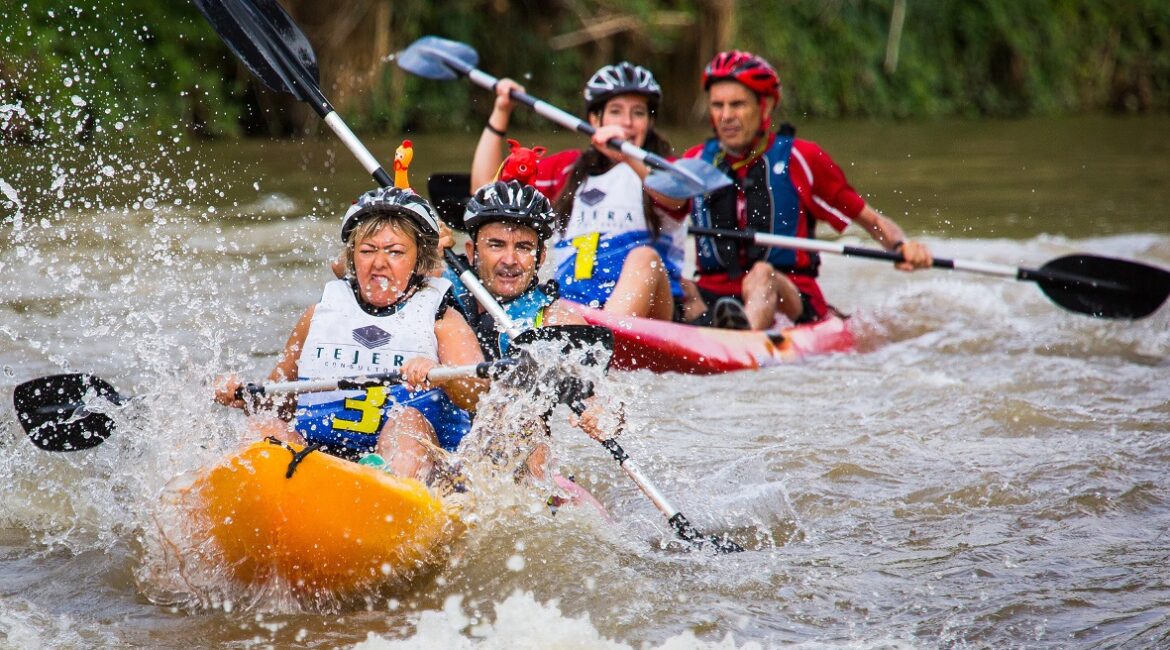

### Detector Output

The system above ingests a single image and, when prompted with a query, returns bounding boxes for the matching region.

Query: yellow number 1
[572,232,600,280]
[331,386,388,434]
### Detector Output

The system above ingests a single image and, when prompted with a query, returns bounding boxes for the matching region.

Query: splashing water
[4,2,1170,644]
[460,339,611,485]
[351,591,768,650]
[1,176,24,236]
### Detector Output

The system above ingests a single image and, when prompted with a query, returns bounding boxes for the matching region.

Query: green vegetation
[2,0,1167,143]
[740,0,1170,119]
[0,1,239,141]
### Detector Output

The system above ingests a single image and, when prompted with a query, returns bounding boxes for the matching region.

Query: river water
[2,114,1170,649]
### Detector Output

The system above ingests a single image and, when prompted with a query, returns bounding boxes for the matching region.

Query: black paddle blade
[13,374,123,452]
[396,36,478,80]
[194,0,320,103]
[513,325,615,369]
[668,513,745,554]
[427,173,472,231]
[1033,254,1170,319]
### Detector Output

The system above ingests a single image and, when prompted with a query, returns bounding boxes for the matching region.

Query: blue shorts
[294,386,472,454]
[555,231,682,307]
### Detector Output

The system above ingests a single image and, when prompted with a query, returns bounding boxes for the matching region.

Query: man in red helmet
[685,50,933,330]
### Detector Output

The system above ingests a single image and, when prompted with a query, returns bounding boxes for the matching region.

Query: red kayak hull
[568,303,855,375]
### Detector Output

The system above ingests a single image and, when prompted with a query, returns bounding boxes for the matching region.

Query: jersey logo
[578,187,607,207]
[352,325,392,349]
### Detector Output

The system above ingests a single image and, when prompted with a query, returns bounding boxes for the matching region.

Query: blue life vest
[691,134,819,278]
[444,265,555,360]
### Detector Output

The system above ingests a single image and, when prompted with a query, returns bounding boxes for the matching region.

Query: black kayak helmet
[462,180,556,242]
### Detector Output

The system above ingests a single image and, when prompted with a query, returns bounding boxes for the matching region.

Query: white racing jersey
[294,277,470,452]
[553,163,684,305]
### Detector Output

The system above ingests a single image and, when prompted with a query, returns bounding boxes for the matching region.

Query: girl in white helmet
[470,62,693,322]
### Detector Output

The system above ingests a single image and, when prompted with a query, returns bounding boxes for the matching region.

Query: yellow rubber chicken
[393,139,413,190]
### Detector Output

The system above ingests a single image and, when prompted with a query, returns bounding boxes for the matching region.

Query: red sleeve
[532,150,581,201]
[682,143,705,159]
[790,139,866,233]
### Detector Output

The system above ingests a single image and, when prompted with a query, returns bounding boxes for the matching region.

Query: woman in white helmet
[471,62,693,322]
[215,187,487,481]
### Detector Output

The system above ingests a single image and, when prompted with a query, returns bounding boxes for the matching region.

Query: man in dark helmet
[444,180,620,507]
[444,179,589,361]
[686,50,933,330]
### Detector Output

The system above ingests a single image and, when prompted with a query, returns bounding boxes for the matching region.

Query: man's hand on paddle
[213,374,246,409]
[853,204,933,272]
[570,397,625,442]
[895,239,933,272]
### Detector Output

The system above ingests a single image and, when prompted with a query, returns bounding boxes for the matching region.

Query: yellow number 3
[572,232,600,280]
[331,387,387,434]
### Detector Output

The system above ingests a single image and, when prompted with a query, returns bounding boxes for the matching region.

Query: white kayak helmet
[341,186,441,243]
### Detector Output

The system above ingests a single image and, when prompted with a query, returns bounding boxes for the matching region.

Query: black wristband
[485,121,506,137]
[890,240,905,252]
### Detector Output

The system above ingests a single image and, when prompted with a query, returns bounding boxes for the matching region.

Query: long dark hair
[552,119,674,236]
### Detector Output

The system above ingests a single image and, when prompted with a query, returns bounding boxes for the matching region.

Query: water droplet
[70,95,86,107]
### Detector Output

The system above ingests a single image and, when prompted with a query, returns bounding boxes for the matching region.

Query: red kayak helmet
[702,50,781,101]
[702,50,780,134]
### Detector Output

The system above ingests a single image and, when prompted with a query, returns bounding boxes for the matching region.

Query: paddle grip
[373,168,393,187]
[599,438,628,464]
[238,383,264,398]
[840,244,907,264]
[668,513,704,543]
[839,245,961,273]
